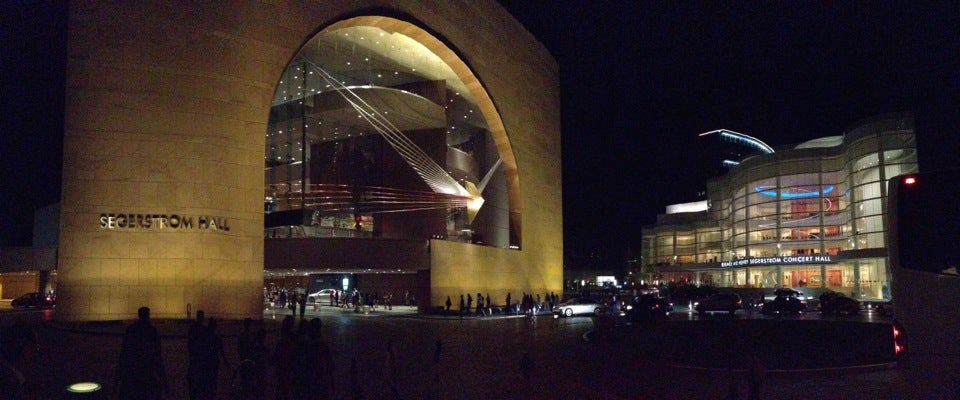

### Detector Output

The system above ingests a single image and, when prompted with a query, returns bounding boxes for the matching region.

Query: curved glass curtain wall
[715,127,916,293]
[265,23,511,248]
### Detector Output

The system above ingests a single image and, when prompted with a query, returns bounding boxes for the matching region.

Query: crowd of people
[266,287,417,318]
[108,306,337,400]
[444,291,562,317]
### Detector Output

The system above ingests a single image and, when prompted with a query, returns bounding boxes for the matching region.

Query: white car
[308,289,336,304]
[554,298,605,317]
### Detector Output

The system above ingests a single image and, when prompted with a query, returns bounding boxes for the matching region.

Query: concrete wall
[430,240,563,310]
[264,238,430,270]
[0,273,40,300]
[60,0,560,320]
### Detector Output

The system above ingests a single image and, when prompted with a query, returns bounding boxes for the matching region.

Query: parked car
[694,293,742,315]
[760,292,807,315]
[554,297,605,317]
[624,294,673,321]
[774,288,805,299]
[307,289,336,304]
[818,291,861,315]
[11,292,55,309]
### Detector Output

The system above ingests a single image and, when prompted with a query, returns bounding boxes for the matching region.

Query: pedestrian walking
[299,293,307,319]
[476,293,485,317]
[290,292,298,317]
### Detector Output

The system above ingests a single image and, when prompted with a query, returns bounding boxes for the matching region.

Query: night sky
[499,1,959,266]
[2,2,958,270]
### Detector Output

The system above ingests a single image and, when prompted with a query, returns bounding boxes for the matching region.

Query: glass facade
[642,114,915,300]
[264,24,514,248]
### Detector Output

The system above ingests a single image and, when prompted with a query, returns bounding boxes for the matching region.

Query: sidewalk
[31,306,912,400]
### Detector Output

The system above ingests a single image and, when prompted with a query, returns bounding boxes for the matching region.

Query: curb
[664,362,898,377]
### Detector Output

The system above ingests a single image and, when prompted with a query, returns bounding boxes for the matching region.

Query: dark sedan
[11,292,55,309]
[760,293,807,315]
[624,294,673,321]
[818,292,861,315]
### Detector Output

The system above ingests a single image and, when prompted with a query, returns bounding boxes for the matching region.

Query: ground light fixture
[66,381,103,399]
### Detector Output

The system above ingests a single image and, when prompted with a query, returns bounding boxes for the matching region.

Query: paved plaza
[6,305,913,399]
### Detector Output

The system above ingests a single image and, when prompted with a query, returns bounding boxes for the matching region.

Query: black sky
[498,1,960,265]
[0,1,67,247]
[2,2,958,270]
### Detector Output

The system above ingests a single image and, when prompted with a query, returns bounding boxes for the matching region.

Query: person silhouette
[187,310,206,400]
[114,306,166,400]
[476,293,485,317]
[232,326,266,400]
[298,292,307,319]
[197,317,229,400]
[237,317,256,362]
[0,322,38,400]
[275,316,297,400]
[301,318,333,399]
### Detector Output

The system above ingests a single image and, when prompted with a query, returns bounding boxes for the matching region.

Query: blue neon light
[755,185,835,199]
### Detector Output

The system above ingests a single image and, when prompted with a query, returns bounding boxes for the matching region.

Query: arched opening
[264,16,520,249]
[262,16,524,302]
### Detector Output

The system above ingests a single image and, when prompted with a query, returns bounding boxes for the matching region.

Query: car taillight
[892,319,908,367]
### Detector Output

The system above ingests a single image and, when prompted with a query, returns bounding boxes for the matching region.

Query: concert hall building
[51,1,561,320]
[641,113,916,301]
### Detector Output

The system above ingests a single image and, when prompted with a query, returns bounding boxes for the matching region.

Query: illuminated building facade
[642,113,916,300]
[58,1,561,321]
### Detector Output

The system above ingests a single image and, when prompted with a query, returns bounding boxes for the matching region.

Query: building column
[820,264,827,294]
[853,259,862,299]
